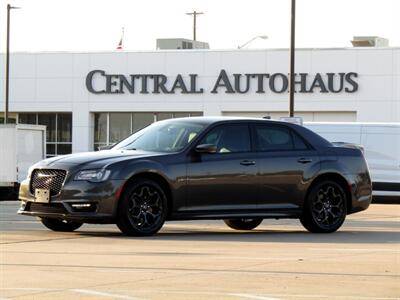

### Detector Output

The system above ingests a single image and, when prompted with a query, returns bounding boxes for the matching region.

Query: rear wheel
[224,218,263,230]
[116,179,167,236]
[40,218,83,232]
[300,180,347,233]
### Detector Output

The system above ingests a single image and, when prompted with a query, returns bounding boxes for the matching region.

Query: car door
[253,124,320,210]
[186,123,258,212]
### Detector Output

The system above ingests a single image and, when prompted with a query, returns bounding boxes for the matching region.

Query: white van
[0,124,46,199]
[304,122,400,201]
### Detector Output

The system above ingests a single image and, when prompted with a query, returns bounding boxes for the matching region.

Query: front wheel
[40,217,83,232]
[300,180,347,233]
[116,179,168,236]
[224,218,263,230]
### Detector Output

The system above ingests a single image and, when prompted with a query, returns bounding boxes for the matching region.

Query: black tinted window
[255,126,294,151]
[200,124,251,153]
[292,132,309,150]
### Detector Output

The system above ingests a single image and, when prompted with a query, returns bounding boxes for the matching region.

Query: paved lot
[0,201,399,300]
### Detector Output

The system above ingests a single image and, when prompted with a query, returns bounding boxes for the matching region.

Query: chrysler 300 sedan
[18,117,372,236]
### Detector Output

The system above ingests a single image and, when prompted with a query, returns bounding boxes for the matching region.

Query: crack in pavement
[1,263,397,278]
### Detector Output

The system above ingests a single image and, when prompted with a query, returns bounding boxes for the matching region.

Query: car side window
[292,131,309,150]
[199,124,251,153]
[255,125,295,151]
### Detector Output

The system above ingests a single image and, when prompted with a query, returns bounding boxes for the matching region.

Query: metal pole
[288,0,296,117]
[5,4,11,124]
[193,11,196,41]
[186,11,203,42]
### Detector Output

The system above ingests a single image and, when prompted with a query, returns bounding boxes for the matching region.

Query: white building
[0,47,399,156]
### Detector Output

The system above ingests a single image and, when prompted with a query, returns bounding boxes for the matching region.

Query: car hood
[42,150,162,167]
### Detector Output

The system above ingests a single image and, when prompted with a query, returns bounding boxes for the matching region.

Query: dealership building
[0,46,399,156]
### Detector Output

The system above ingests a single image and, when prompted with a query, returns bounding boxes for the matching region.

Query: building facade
[0,47,399,156]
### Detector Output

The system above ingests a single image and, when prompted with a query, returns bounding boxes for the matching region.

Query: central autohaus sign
[86,69,358,95]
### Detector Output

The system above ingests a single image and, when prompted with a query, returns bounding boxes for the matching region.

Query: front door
[186,123,258,212]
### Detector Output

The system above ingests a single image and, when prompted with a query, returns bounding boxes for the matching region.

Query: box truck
[304,122,400,202]
[0,124,46,200]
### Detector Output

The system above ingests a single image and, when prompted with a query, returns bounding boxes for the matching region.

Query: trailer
[0,124,46,200]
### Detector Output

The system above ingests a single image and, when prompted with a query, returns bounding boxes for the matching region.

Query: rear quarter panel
[318,146,372,213]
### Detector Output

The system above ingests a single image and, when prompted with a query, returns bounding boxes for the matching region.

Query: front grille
[30,169,67,196]
[27,202,67,214]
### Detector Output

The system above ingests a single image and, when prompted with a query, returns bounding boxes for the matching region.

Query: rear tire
[224,218,263,230]
[300,180,347,233]
[116,179,167,236]
[40,218,82,232]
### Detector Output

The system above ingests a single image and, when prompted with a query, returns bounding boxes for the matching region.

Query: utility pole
[4,4,20,124]
[288,0,296,117]
[186,10,204,41]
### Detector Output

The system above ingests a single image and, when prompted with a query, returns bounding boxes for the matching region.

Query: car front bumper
[18,178,125,223]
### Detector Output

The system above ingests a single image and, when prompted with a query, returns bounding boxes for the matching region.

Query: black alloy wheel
[117,179,167,236]
[300,180,347,233]
[224,218,263,230]
[40,217,83,232]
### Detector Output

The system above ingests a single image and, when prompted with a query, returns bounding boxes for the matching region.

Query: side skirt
[168,209,302,221]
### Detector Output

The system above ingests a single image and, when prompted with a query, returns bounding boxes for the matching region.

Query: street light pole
[4,4,20,124]
[288,0,296,117]
[186,11,204,41]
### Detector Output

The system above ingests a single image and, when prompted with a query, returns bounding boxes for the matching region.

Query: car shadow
[75,227,400,244]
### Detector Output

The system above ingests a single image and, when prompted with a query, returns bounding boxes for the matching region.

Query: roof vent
[351,36,389,47]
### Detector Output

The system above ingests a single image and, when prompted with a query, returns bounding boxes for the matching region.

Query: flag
[116,27,124,50]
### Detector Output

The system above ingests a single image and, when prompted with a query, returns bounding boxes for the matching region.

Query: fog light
[71,203,92,208]
[70,203,97,212]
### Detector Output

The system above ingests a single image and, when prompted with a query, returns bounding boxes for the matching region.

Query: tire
[300,180,347,233]
[40,218,83,232]
[116,179,168,236]
[224,218,263,230]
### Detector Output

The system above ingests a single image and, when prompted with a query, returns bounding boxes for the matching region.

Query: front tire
[116,179,168,236]
[224,218,263,230]
[40,218,83,232]
[300,180,347,233]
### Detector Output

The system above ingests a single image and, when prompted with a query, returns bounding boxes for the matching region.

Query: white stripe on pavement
[229,293,280,300]
[71,289,142,300]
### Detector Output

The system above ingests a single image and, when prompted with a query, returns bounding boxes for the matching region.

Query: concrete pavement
[0,201,399,299]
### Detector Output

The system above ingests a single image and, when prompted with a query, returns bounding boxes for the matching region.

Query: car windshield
[113,120,206,152]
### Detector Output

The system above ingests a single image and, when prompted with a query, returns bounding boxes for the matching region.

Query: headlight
[74,169,111,182]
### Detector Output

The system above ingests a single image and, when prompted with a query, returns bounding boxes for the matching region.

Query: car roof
[168,116,332,148]
[172,116,292,126]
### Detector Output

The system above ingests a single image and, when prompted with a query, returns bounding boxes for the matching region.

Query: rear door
[253,124,320,210]
[186,123,258,212]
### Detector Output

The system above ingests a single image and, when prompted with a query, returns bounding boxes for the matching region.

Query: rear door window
[255,125,300,151]
[292,131,309,150]
[254,125,310,151]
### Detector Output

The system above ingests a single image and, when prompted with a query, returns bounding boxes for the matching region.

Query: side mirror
[195,144,217,154]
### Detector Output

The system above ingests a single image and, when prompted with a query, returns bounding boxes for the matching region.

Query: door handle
[240,160,256,166]
[297,157,312,164]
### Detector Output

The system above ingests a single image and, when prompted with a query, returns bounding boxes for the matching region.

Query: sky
[0,0,399,52]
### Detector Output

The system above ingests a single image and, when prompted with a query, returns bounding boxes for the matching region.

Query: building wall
[0,48,399,153]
